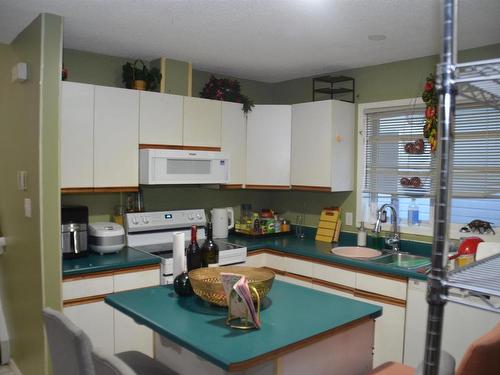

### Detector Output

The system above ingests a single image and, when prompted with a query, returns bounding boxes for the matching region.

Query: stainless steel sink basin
[331,247,383,259]
[371,253,430,269]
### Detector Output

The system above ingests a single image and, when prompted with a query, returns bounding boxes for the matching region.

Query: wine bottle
[201,222,219,267]
[186,225,202,271]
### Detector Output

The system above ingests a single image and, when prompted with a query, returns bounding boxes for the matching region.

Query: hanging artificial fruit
[422,74,438,152]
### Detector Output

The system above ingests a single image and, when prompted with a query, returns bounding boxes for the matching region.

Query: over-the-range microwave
[139,149,230,185]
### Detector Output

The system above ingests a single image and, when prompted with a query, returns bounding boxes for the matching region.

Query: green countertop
[63,246,161,277]
[105,281,382,371]
[227,231,430,280]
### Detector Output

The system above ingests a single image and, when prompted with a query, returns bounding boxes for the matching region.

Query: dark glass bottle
[173,271,193,296]
[201,222,219,267]
[186,225,202,271]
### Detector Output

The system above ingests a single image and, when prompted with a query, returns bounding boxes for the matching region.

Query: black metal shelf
[312,75,355,103]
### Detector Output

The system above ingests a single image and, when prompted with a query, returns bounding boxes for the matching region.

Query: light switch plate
[17,171,27,191]
[345,212,353,226]
[24,198,31,218]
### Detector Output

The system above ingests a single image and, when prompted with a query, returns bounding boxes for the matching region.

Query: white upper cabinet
[183,97,221,148]
[139,91,183,146]
[61,82,94,188]
[94,86,139,187]
[246,105,292,187]
[291,100,355,191]
[221,102,246,185]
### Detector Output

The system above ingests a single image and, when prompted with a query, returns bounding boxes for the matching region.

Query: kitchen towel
[173,232,185,277]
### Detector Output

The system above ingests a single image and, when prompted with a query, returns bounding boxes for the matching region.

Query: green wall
[63,48,142,88]
[0,13,63,375]
[192,69,274,104]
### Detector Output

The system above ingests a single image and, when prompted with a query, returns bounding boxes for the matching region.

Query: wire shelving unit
[423,1,500,374]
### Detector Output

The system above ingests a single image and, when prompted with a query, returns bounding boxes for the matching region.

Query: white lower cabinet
[404,278,500,368]
[62,267,160,356]
[312,282,353,299]
[244,253,266,268]
[64,300,115,355]
[352,294,406,367]
[275,274,312,288]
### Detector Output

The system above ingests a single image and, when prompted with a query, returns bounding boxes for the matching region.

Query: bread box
[88,222,125,254]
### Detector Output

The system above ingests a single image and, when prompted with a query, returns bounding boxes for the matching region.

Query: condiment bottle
[357,221,367,247]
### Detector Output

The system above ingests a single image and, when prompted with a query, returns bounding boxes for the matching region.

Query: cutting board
[316,208,341,243]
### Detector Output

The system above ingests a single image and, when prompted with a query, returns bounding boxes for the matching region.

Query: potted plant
[200,75,254,113]
[122,59,162,91]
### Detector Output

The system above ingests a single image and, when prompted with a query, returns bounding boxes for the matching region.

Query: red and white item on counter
[221,273,260,329]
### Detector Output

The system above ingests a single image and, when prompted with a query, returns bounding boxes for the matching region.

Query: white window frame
[356,98,500,241]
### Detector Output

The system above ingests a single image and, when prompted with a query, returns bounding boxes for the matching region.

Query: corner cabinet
[183,97,221,149]
[60,82,139,191]
[246,105,292,189]
[221,102,247,186]
[290,100,355,191]
[139,91,183,147]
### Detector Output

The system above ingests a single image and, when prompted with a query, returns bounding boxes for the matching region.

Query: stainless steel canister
[61,223,88,258]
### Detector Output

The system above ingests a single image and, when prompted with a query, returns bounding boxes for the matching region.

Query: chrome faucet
[373,203,400,252]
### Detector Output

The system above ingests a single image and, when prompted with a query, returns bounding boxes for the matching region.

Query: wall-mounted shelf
[312,75,355,103]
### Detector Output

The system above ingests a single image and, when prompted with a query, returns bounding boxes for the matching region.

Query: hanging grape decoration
[422,74,438,152]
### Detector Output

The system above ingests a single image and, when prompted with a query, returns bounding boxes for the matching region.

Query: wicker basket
[188,266,275,307]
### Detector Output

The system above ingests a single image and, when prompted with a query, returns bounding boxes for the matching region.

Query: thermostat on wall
[12,62,28,82]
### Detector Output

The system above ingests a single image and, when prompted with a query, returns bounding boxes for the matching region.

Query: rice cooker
[88,222,125,254]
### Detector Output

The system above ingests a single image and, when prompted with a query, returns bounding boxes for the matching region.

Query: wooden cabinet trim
[62,187,139,194]
[112,264,160,275]
[139,144,183,150]
[63,294,107,307]
[353,289,406,308]
[63,264,159,281]
[221,184,244,190]
[262,266,286,276]
[312,278,355,295]
[291,185,331,192]
[182,145,221,152]
[245,185,290,190]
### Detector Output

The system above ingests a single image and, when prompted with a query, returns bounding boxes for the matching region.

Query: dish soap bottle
[407,198,420,226]
[357,221,367,247]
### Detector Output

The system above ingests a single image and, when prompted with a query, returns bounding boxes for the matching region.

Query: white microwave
[139,149,230,185]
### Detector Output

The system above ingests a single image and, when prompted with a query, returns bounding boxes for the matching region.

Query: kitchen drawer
[276,274,312,289]
[63,275,114,301]
[265,253,285,271]
[245,253,266,268]
[355,272,407,300]
[312,263,356,288]
[284,257,313,277]
[114,268,160,292]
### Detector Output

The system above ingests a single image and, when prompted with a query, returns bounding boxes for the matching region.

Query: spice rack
[312,75,355,103]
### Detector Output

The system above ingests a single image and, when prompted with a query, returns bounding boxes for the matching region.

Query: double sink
[331,246,430,269]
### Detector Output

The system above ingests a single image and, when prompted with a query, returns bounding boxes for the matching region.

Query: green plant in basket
[122,59,161,91]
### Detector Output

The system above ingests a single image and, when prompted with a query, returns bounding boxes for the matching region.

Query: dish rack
[423,1,500,373]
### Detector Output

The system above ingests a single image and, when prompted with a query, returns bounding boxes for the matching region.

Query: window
[358,99,500,236]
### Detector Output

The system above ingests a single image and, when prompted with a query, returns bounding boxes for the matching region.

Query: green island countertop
[63,246,161,277]
[105,280,382,371]
[227,230,431,280]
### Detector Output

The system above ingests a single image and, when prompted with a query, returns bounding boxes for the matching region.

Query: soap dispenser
[357,222,367,247]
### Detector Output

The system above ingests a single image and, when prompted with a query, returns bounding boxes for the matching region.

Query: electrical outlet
[345,212,353,226]
[24,198,31,218]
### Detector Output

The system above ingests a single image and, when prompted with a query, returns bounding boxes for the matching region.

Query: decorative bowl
[188,266,275,307]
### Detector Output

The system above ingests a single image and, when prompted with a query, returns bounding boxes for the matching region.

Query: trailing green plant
[200,75,254,113]
[122,59,162,91]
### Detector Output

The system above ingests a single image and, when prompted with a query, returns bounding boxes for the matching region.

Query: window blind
[363,103,500,198]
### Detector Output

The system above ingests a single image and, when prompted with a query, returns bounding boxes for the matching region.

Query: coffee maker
[61,206,89,258]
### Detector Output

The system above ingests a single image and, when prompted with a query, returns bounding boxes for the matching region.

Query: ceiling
[1,0,499,82]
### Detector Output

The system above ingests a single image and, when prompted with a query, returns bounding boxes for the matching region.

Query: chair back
[92,349,137,375]
[456,323,500,375]
[42,307,95,375]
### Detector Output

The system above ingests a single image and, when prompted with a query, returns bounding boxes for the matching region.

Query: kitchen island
[105,280,382,375]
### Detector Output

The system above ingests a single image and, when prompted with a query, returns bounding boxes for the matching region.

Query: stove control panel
[125,209,207,233]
